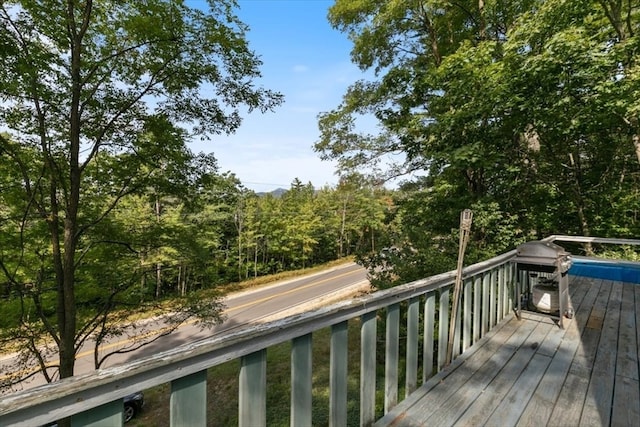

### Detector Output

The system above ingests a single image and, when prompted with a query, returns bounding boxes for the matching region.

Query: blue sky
[188,0,368,192]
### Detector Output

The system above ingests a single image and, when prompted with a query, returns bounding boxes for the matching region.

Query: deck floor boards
[376,276,640,427]
[516,276,597,426]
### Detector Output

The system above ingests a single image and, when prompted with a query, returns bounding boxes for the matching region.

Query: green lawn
[135,320,367,426]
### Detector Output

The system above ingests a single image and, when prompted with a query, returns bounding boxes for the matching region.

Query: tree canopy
[316,0,640,284]
[1,0,639,394]
[0,0,282,383]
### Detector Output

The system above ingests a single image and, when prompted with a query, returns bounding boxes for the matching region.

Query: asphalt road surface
[1,262,369,391]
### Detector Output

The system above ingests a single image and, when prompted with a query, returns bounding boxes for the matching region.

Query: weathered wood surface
[376,275,640,427]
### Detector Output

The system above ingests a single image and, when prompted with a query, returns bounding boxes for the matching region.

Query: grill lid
[515,241,572,271]
[516,241,569,259]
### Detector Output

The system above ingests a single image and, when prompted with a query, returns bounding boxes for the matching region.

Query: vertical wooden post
[423,292,436,382]
[497,266,504,322]
[71,400,122,427]
[482,272,490,336]
[473,275,482,344]
[438,288,450,371]
[330,322,348,427]
[239,350,266,427]
[360,311,377,426]
[406,297,419,396]
[463,278,472,352]
[385,303,399,413]
[291,334,312,427]
[490,269,497,327]
[171,370,207,427]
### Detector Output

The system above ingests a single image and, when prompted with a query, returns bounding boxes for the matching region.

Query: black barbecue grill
[514,241,573,328]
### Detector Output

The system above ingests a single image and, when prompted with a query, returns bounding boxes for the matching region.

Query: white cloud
[292,64,309,73]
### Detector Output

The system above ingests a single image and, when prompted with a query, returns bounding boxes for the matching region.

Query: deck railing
[1,235,638,426]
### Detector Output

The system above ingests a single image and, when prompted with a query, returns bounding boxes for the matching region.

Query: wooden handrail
[2,235,637,426]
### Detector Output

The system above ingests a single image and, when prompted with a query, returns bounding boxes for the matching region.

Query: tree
[500,0,640,238]
[0,0,282,385]
[279,179,321,269]
[317,0,639,283]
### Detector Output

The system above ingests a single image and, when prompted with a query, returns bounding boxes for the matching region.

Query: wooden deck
[375,275,640,427]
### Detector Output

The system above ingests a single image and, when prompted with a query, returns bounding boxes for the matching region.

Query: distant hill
[256,188,287,198]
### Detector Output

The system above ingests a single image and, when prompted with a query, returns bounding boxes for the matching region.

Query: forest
[1,0,639,389]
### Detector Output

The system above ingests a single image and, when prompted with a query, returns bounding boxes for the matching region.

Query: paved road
[1,262,369,391]
[112,262,368,364]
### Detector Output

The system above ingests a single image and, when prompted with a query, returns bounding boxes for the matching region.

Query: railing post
[71,400,122,427]
[170,370,207,427]
[508,261,515,315]
[291,333,313,427]
[406,297,419,396]
[360,310,377,426]
[239,349,266,427]
[490,269,497,327]
[497,267,504,322]
[482,272,490,336]
[473,275,481,344]
[330,321,348,427]
[438,288,450,370]
[453,293,462,359]
[385,303,400,413]
[463,278,472,352]
[502,264,510,318]
[423,291,436,382]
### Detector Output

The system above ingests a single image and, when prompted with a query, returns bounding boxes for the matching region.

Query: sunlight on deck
[376,275,640,427]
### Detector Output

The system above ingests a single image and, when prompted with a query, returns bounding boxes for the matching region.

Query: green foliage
[0,0,282,382]
[2,0,636,391]
[320,0,640,287]
[227,176,392,277]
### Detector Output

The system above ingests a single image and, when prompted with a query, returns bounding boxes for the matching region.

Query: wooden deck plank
[485,352,552,426]
[516,277,601,426]
[572,279,609,369]
[546,363,591,427]
[377,275,640,427]
[374,312,519,427]
[636,285,640,376]
[580,280,622,427]
[615,283,638,381]
[611,282,640,426]
[382,315,530,427]
[415,318,539,426]
[451,321,553,426]
[584,278,610,330]
[611,375,640,427]
[549,279,608,427]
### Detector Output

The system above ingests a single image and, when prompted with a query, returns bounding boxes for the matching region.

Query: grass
[135,319,367,426]
[131,257,374,426]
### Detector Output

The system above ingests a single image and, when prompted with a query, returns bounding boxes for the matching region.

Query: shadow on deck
[376,275,640,427]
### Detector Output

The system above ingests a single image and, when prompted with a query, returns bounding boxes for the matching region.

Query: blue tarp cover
[569,259,640,283]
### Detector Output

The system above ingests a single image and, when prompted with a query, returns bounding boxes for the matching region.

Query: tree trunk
[568,153,594,255]
[140,252,146,298]
[154,263,161,297]
[478,0,486,40]
[254,242,258,278]
[371,226,375,252]
[178,265,184,296]
[155,195,163,298]
[235,211,243,282]
[56,0,95,381]
[339,196,349,257]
